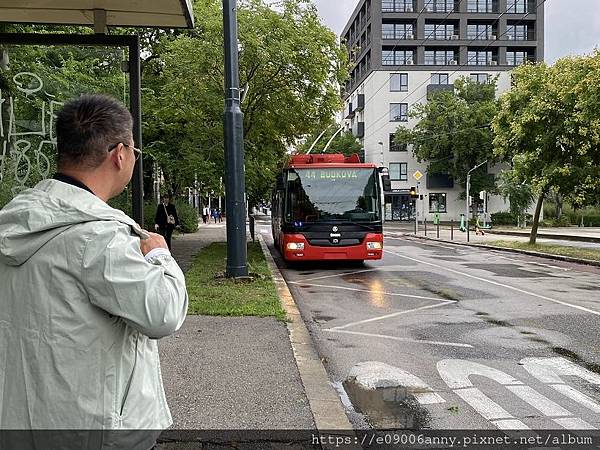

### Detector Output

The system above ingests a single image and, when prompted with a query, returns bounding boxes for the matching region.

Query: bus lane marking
[326,329,473,349]
[438,359,597,431]
[521,357,600,413]
[384,249,600,317]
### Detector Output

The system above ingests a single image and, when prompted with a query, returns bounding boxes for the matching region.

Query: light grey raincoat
[0,179,188,446]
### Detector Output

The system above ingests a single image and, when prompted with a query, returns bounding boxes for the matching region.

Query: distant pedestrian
[218,209,223,223]
[202,206,209,224]
[0,94,188,447]
[212,208,218,224]
[155,194,179,250]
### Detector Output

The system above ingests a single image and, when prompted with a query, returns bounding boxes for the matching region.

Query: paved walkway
[157,222,315,447]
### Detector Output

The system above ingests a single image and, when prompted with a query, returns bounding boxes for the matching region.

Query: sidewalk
[157,223,315,447]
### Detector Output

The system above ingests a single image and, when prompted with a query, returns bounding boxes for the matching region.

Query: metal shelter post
[222,0,248,278]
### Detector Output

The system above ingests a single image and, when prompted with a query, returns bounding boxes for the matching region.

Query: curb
[257,235,357,440]
[393,232,600,268]
[486,229,600,244]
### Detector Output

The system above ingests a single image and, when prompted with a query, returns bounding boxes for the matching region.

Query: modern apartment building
[341,0,544,221]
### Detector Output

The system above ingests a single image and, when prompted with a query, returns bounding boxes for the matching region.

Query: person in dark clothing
[155,195,179,250]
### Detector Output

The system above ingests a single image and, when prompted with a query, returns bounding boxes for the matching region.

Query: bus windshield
[285,168,381,224]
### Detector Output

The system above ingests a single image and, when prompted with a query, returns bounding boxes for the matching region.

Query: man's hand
[154,224,159,231]
[140,232,169,256]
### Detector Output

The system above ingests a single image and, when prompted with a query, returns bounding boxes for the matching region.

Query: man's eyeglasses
[108,142,142,161]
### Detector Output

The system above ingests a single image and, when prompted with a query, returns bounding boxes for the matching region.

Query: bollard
[451,220,454,240]
[437,222,440,239]
[424,219,427,236]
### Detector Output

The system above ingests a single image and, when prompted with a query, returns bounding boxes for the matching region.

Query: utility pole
[466,160,487,242]
[223,0,248,278]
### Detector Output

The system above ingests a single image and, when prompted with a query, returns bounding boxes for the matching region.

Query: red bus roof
[286,153,376,168]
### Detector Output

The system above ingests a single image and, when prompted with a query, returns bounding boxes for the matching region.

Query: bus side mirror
[382,174,392,192]
[276,174,285,190]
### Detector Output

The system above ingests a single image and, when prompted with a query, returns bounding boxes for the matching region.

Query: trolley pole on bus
[223,0,248,278]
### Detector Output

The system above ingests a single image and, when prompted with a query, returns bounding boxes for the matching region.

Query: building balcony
[345,103,355,119]
[355,94,365,111]
[353,122,365,139]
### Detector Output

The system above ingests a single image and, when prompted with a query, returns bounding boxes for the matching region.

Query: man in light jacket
[0,95,188,449]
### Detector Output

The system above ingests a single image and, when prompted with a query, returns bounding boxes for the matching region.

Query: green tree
[142,0,348,207]
[394,77,499,206]
[493,54,600,244]
[497,170,534,228]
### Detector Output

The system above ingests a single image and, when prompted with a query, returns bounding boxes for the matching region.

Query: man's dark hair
[55,94,133,169]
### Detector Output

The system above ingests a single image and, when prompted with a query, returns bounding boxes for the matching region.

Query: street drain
[343,362,432,430]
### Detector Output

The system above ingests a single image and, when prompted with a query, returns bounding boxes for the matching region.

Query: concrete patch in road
[342,361,443,429]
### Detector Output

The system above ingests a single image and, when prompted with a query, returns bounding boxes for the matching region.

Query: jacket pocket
[119,333,139,418]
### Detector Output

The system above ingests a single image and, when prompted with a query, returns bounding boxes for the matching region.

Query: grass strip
[185,242,286,320]
[486,240,600,262]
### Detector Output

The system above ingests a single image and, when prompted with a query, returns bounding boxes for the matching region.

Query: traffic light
[410,186,418,199]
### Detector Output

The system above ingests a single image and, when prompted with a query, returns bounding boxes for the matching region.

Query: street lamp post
[466,160,488,242]
[223,0,248,277]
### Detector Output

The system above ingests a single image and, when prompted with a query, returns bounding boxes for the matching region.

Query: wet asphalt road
[257,219,600,433]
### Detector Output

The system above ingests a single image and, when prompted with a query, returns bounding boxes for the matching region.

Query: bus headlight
[366,241,382,250]
[286,242,305,250]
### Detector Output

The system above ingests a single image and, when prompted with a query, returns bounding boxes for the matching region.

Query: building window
[424,50,456,65]
[470,73,489,83]
[429,193,447,213]
[390,103,408,122]
[382,0,414,13]
[390,73,409,91]
[431,73,449,84]
[382,49,415,65]
[507,0,527,13]
[467,24,494,40]
[424,0,455,12]
[424,23,455,40]
[506,51,530,66]
[389,133,408,152]
[467,0,494,12]
[382,23,414,40]
[506,24,527,40]
[468,50,494,65]
[389,163,408,181]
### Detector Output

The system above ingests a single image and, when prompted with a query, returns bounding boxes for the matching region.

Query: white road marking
[438,359,523,389]
[553,417,596,430]
[329,301,456,330]
[453,387,516,421]
[491,419,530,430]
[385,235,458,251]
[521,357,600,385]
[384,249,600,317]
[506,385,572,417]
[289,281,450,303]
[550,384,600,413]
[347,361,446,405]
[326,329,473,348]
[297,268,379,283]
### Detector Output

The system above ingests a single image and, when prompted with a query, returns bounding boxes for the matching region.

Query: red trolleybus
[272,153,390,262]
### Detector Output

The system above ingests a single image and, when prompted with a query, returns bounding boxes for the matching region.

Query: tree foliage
[143,0,348,206]
[492,53,600,243]
[394,77,499,196]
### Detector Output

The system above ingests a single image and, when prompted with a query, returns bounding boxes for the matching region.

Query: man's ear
[110,144,124,169]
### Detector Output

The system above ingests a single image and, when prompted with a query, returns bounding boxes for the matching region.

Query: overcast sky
[313,0,600,63]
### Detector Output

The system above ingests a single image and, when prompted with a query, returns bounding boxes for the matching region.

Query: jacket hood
[0,179,144,266]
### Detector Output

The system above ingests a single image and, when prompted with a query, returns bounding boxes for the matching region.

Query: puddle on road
[343,379,430,430]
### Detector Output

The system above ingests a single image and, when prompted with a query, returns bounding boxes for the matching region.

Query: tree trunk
[529,192,546,245]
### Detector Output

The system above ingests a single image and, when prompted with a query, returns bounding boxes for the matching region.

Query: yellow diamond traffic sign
[413,170,423,181]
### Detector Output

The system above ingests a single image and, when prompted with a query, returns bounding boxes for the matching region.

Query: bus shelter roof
[0,0,194,29]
